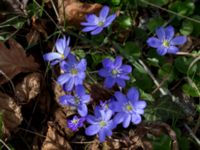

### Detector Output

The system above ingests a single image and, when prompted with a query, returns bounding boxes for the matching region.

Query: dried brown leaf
[0,39,39,84]
[58,0,102,26]
[15,73,42,103]
[0,92,23,137]
[42,122,72,150]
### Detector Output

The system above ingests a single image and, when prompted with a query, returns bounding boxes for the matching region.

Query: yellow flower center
[162,40,169,47]
[61,54,65,59]
[99,121,106,127]
[71,68,78,75]
[72,119,78,124]
[98,21,104,26]
[112,69,118,75]
[125,104,133,111]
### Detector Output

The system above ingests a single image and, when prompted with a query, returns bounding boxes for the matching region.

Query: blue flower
[147,26,187,55]
[81,6,116,35]
[43,36,71,65]
[57,54,87,91]
[85,106,115,142]
[98,56,132,88]
[67,115,85,131]
[60,85,90,117]
[112,87,146,128]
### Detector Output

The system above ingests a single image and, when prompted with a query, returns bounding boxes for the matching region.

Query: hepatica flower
[43,36,70,65]
[57,54,86,91]
[112,87,146,128]
[98,56,132,88]
[60,85,90,117]
[85,106,115,142]
[68,115,85,131]
[147,26,187,56]
[81,6,116,35]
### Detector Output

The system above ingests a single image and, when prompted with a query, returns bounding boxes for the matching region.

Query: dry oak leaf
[0,92,23,138]
[58,0,102,26]
[42,122,72,150]
[15,73,42,103]
[0,39,39,84]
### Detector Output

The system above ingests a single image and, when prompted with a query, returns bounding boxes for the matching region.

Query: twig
[138,59,167,95]
[141,0,200,24]
[176,52,200,58]
[50,0,60,22]
[0,139,11,150]
[0,70,15,93]
[184,123,200,146]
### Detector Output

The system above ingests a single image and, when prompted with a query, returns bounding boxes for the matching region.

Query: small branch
[176,52,200,58]
[0,139,11,150]
[184,123,200,146]
[138,59,167,95]
[50,0,60,22]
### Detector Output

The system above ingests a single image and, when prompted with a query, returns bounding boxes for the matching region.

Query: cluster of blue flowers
[43,5,187,143]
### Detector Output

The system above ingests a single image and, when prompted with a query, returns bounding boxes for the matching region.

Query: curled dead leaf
[0,39,39,84]
[42,122,72,150]
[15,73,42,104]
[58,0,102,26]
[0,92,23,138]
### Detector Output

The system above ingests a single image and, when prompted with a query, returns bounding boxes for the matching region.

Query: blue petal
[105,127,112,137]
[98,129,106,142]
[98,69,110,77]
[147,37,162,48]
[74,75,85,85]
[75,85,85,97]
[120,65,132,73]
[99,6,109,19]
[135,108,145,115]
[64,78,74,91]
[119,74,130,80]
[78,104,88,117]
[131,114,141,124]
[43,52,62,61]
[103,14,116,27]
[156,27,165,40]
[81,95,90,103]
[82,26,98,32]
[116,79,126,88]
[134,101,147,109]
[57,73,70,85]
[86,115,97,124]
[167,46,179,54]
[91,27,104,35]
[104,77,115,88]
[114,56,122,68]
[67,53,77,64]
[85,14,99,25]
[127,87,139,102]
[171,36,187,45]
[66,36,70,46]
[64,47,70,58]
[77,59,87,71]
[51,60,60,66]
[102,58,113,68]
[113,112,125,125]
[114,91,127,103]
[59,95,70,105]
[104,109,113,121]
[55,37,66,54]
[156,46,168,56]
[122,114,131,128]
[85,124,101,136]
[165,26,174,41]
[61,95,74,106]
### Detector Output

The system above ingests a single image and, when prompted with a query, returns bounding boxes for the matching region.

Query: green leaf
[147,17,164,32]
[109,0,121,6]
[180,20,193,36]
[118,16,132,29]
[147,0,169,6]
[182,77,200,97]
[74,50,86,58]
[169,1,195,16]
[153,134,172,150]
[158,63,176,83]
[175,57,198,75]
[123,42,141,59]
